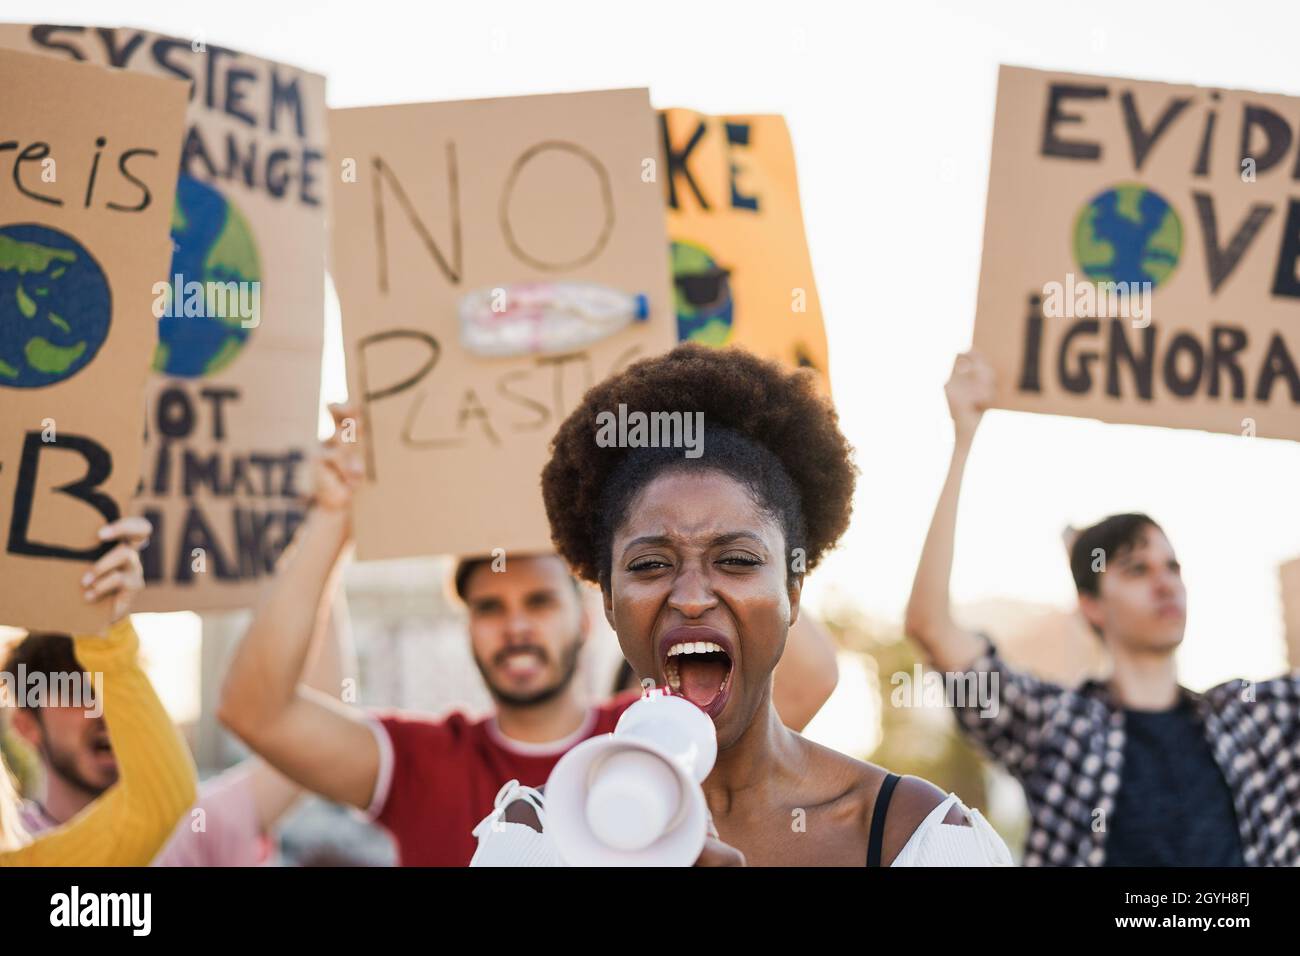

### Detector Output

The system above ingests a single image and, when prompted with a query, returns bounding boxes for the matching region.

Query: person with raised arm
[6,594,352,866]
[904,351,1300,866]
[1,518,197,866]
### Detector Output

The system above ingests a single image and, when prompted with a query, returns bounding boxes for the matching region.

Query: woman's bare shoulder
[796,738,969,864]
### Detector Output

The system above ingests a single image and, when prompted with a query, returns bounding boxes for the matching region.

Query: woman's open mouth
[659,627,735,719]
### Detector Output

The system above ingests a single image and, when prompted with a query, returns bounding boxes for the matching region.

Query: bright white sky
[21,0,1300,696]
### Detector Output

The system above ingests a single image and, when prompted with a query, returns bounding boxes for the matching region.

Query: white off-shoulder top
[890,792,1014,866]
[469,781,1014,867]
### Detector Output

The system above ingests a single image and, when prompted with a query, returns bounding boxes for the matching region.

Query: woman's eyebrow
[622,534,674,555]
[712,531,767,548]
[622,531,767,556]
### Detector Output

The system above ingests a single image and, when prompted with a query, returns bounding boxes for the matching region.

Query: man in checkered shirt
[904,351,1300,866]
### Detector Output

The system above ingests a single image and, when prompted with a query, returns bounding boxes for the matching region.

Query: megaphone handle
[474,779,548,838]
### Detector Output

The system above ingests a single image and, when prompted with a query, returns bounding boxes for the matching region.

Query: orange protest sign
[660,109,830,393]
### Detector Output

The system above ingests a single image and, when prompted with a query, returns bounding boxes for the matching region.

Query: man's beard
[40,736,115,799]
[475,635,583,708]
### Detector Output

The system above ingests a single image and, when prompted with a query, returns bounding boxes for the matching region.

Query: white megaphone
[545,689,717,866]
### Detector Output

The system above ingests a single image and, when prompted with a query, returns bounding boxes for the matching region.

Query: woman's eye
[628,558,669,572]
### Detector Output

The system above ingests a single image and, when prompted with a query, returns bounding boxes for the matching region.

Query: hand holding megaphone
[545,688,719,866]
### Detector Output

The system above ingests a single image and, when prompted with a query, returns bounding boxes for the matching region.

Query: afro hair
[541,344,857,584]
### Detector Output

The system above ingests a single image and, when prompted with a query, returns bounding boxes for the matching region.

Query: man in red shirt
[219,406,837,866]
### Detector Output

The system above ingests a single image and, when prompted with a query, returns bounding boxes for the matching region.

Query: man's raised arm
[218,405,379,810]
[904,352,994,673]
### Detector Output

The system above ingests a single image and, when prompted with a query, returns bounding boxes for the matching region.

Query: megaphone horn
[545,689,717,866]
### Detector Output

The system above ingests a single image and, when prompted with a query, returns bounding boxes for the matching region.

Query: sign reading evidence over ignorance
[0,24,328,610]
[0,47,186,633]
[974,65,1300,441]
[330,89,675,561]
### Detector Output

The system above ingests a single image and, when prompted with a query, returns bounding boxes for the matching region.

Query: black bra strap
[866,772,901,867]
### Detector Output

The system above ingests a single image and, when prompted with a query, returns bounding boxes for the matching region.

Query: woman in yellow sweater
[0,518,196,865]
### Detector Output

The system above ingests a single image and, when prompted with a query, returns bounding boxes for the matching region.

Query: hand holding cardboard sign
[946,351,996,444]
[311,404,366,514]
[81,517,151,624]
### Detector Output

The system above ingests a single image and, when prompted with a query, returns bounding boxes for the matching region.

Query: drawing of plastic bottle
[458,281,651,358]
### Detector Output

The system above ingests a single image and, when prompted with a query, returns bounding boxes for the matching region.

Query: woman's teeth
[666,641,725,657]
[663,641,732,696]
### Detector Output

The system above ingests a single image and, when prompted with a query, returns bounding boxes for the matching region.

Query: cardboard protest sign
[330,89,675,561]
[974,65,1300,441]
[0,25,328,611]
[659,110,830,393]
[0,47,186,633]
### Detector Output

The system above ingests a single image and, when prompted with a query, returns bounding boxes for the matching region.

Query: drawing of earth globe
[0,223,111,389]
[155,174,261,377]
[671,239,734,345]
[1073,183,1182,289]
